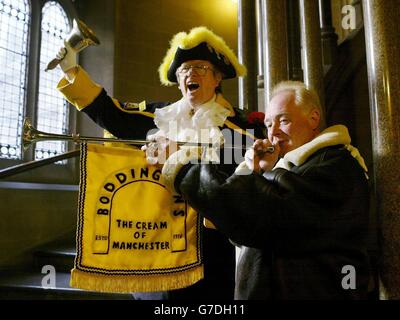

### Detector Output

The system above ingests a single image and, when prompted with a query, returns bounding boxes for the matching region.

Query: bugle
[22,118,275,153]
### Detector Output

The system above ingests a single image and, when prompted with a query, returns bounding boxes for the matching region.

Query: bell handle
[45,57,62,72]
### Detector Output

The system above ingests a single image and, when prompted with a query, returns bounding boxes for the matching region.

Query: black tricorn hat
[159,26,246,86]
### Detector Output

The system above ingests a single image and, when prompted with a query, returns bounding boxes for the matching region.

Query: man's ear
[215,72,222,87]
[308,108,321,130]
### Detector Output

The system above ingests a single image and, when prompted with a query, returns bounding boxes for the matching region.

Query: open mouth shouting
[187,81,200,92]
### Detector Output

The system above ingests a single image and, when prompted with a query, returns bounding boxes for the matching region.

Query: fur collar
[274,125,368,175]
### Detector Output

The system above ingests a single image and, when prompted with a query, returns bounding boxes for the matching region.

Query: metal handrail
[0,149,80,179]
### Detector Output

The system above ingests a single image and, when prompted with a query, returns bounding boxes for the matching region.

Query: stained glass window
[35,1,70,160]
[0,0,29,159]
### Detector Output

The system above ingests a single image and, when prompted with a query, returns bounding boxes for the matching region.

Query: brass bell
[45,19,100,71]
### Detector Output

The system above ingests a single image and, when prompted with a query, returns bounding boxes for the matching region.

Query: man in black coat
[56,26,264,300]
[161,81,371,300]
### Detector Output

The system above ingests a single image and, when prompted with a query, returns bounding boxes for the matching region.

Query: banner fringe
[70,266,204,293]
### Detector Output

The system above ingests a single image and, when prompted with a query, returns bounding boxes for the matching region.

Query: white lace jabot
[153,95,231,145]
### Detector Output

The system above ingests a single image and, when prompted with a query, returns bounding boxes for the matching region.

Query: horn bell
[22,118,38,151]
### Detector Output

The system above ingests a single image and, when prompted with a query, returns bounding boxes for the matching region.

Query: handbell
[45,19,100,71]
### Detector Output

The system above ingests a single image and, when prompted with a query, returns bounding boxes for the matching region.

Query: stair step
[34,243,76,273]
[0,271,133,300]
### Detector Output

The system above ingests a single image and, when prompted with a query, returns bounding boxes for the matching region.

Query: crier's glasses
[177,65,214,76]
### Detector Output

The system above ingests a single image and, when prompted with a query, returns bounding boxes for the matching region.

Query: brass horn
[22,118,148,151]
[22,118,275,153]
[45,19,100,71]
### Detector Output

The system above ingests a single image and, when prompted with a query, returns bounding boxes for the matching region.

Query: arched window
[0,0,74,165]
[0,0,30,159]
[36,1,70,160]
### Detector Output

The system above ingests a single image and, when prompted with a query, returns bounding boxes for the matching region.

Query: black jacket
[176,145,371,300]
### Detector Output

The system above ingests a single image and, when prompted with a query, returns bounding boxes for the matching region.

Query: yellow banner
[71,144,203,293]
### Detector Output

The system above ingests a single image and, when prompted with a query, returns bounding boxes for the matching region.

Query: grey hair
[271,81,322,114]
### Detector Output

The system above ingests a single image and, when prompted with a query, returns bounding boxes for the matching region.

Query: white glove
[141,141,161,165]
[56,41,77,73]
[244,148,255,171]
[141,133,168,165]
[141,133,178,166]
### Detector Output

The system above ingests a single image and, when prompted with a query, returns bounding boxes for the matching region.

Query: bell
[45,19,100,71]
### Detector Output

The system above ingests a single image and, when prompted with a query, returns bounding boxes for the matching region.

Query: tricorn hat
[159,26,246,86]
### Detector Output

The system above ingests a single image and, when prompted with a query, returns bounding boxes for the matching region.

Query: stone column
[238,0,258,111]
[256,0,264,78]
[261,0,289,105]
[287,0,303,81]
[256,0,266,112]
[319,0,338,70]
[299,0,325,123]
[363,0,400,300]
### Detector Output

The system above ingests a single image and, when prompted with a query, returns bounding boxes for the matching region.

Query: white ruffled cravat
[153,95,231,145]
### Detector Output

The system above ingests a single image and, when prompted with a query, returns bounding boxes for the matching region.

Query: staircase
[0,232,132,300]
